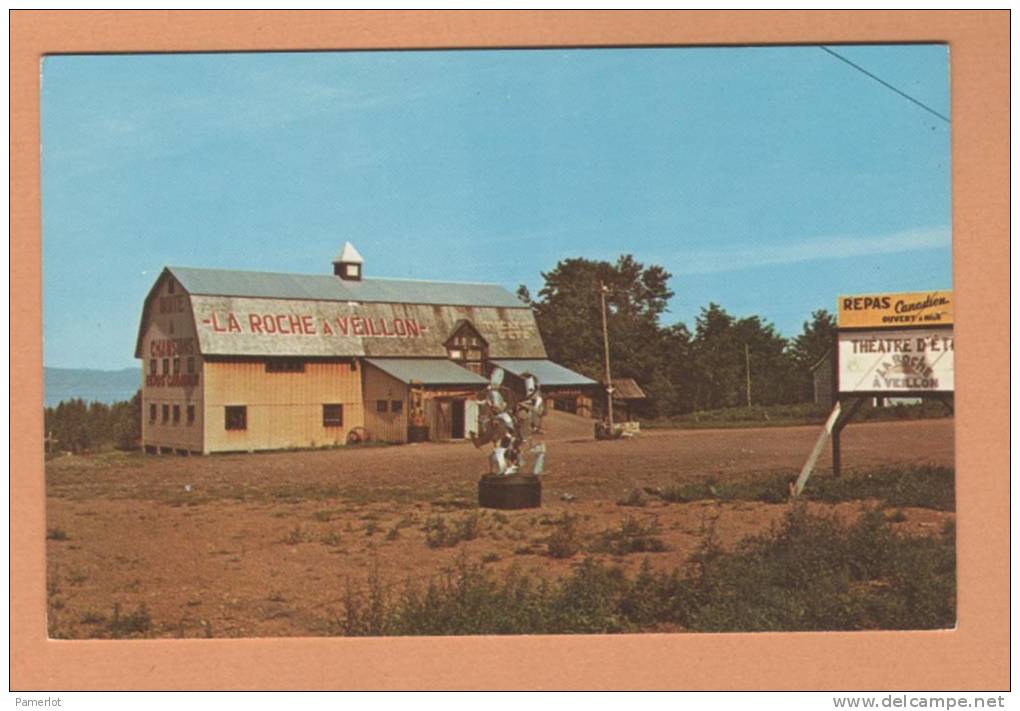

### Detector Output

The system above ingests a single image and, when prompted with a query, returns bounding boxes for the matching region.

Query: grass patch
[590,516,669,555]
[545,513,582,559]
[46,527,70,541]
[616,489,649,507]
[332,504,954,635]
[649,465,954,511]
[646,400,951,430]
[106,603,152,637]
[423,512,482,548]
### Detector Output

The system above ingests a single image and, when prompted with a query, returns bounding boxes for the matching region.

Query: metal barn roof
[490,359,598,388]
[167,266,524,308]
[365,358,489,386]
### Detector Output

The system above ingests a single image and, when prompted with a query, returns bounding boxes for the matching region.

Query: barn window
[225,406,247,430]
[376,400,388,413]
[322,404,343,427]
[162,404,170,423]
[391,400,403,414]
[187,357,195,374]
[149,358,157,375]
[173,357,181,375]
[162,358,170,375]
[168,279,175,294]
[149,404,156,422]
[266,358,305,373]
[186,405,195,425]
[172,405,181,425]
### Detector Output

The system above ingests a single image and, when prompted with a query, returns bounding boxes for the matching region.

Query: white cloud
[673,226,951,275]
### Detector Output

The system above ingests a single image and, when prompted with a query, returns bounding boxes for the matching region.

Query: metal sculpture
[472,367,546,477]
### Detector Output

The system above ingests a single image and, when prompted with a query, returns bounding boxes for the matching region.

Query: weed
[107,603,152,637]
[545,513,583,559]
[492,512,511,525]
[590,517,669,555]
[886,508,908,523]
[79,610,106,625]
[268,591,286,603]
[46,527,70,541]
[481,552,501,564]
[385,526,401,541]
[320,530,343,547]
[282,525,306,545]
[331,505,955,635]
[617,489,648,507]
[67,568,89,585]
[423,512,481,548]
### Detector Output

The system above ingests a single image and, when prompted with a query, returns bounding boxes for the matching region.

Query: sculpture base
[478,474,542,510]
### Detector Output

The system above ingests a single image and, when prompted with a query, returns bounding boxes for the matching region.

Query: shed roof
[365,358,489,386]
[167,265,524,309]
[607,377,647,400]
[490,359,598,388]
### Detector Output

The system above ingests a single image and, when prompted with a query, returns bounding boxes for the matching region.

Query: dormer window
[343,263,360,280]
[445,320,488,374]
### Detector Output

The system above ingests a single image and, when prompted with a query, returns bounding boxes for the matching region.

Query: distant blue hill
[44,367,141,408]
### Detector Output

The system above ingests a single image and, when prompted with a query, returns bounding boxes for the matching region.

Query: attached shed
[363,358,487,443]
[607,377,648,421]
[489,358,599,417]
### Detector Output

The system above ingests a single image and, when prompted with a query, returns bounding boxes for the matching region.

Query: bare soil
[45,415,954,638]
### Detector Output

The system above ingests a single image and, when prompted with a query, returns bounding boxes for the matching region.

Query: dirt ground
[45,415,954,638]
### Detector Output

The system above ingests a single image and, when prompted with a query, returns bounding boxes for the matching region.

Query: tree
[522,255,675,413]
[789,309,837,400]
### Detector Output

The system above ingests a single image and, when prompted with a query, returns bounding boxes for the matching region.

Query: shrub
[424,512,481,548]
[590,517,669,555]
[332,505,955,635]
[545,513,583,559]
[106,603,152,636]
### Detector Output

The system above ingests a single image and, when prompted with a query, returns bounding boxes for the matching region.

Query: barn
[135,243,598,454]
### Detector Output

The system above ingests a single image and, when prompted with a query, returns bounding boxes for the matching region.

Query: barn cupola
[333,242,364,281]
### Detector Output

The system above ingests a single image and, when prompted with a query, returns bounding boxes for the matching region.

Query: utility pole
[599,281,614,430]
[744,343,752,407]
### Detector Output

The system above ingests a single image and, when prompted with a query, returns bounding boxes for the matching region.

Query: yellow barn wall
[140,275,204,453]
[362,365,409,443]
[202,360,363,453]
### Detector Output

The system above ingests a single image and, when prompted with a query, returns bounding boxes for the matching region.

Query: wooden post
[831,396,865,478]
[599,281,614,430]
[744,343,752,407]
[793,401,842,497]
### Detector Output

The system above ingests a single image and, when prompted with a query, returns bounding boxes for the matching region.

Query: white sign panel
[838,328,954,393]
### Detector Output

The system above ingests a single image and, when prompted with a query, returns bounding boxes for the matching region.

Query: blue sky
[41,45,950,369]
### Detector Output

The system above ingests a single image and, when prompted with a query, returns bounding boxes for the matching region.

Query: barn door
[432,399,453,441]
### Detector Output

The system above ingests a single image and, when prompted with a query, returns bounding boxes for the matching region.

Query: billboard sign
[837,290,953,329]
[837,328,954,393]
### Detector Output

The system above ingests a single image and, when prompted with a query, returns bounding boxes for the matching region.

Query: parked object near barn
[135,244,595,454]
[474,367,546,509]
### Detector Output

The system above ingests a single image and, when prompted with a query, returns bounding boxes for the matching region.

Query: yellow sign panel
[837,290,953,329]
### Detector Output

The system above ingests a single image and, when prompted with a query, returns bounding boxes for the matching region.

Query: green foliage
[106,603,152,636]
[46,527,70,541]
[589,517,669,555]
[334,507,955,635]
[424,512,481,548]
[545,513,583,559]
[650,465,954,511]
[45,391,141,453]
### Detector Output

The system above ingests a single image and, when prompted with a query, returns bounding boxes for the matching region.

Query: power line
[819,45,950,124]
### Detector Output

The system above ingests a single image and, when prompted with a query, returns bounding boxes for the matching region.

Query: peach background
[10,10,1009,690]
